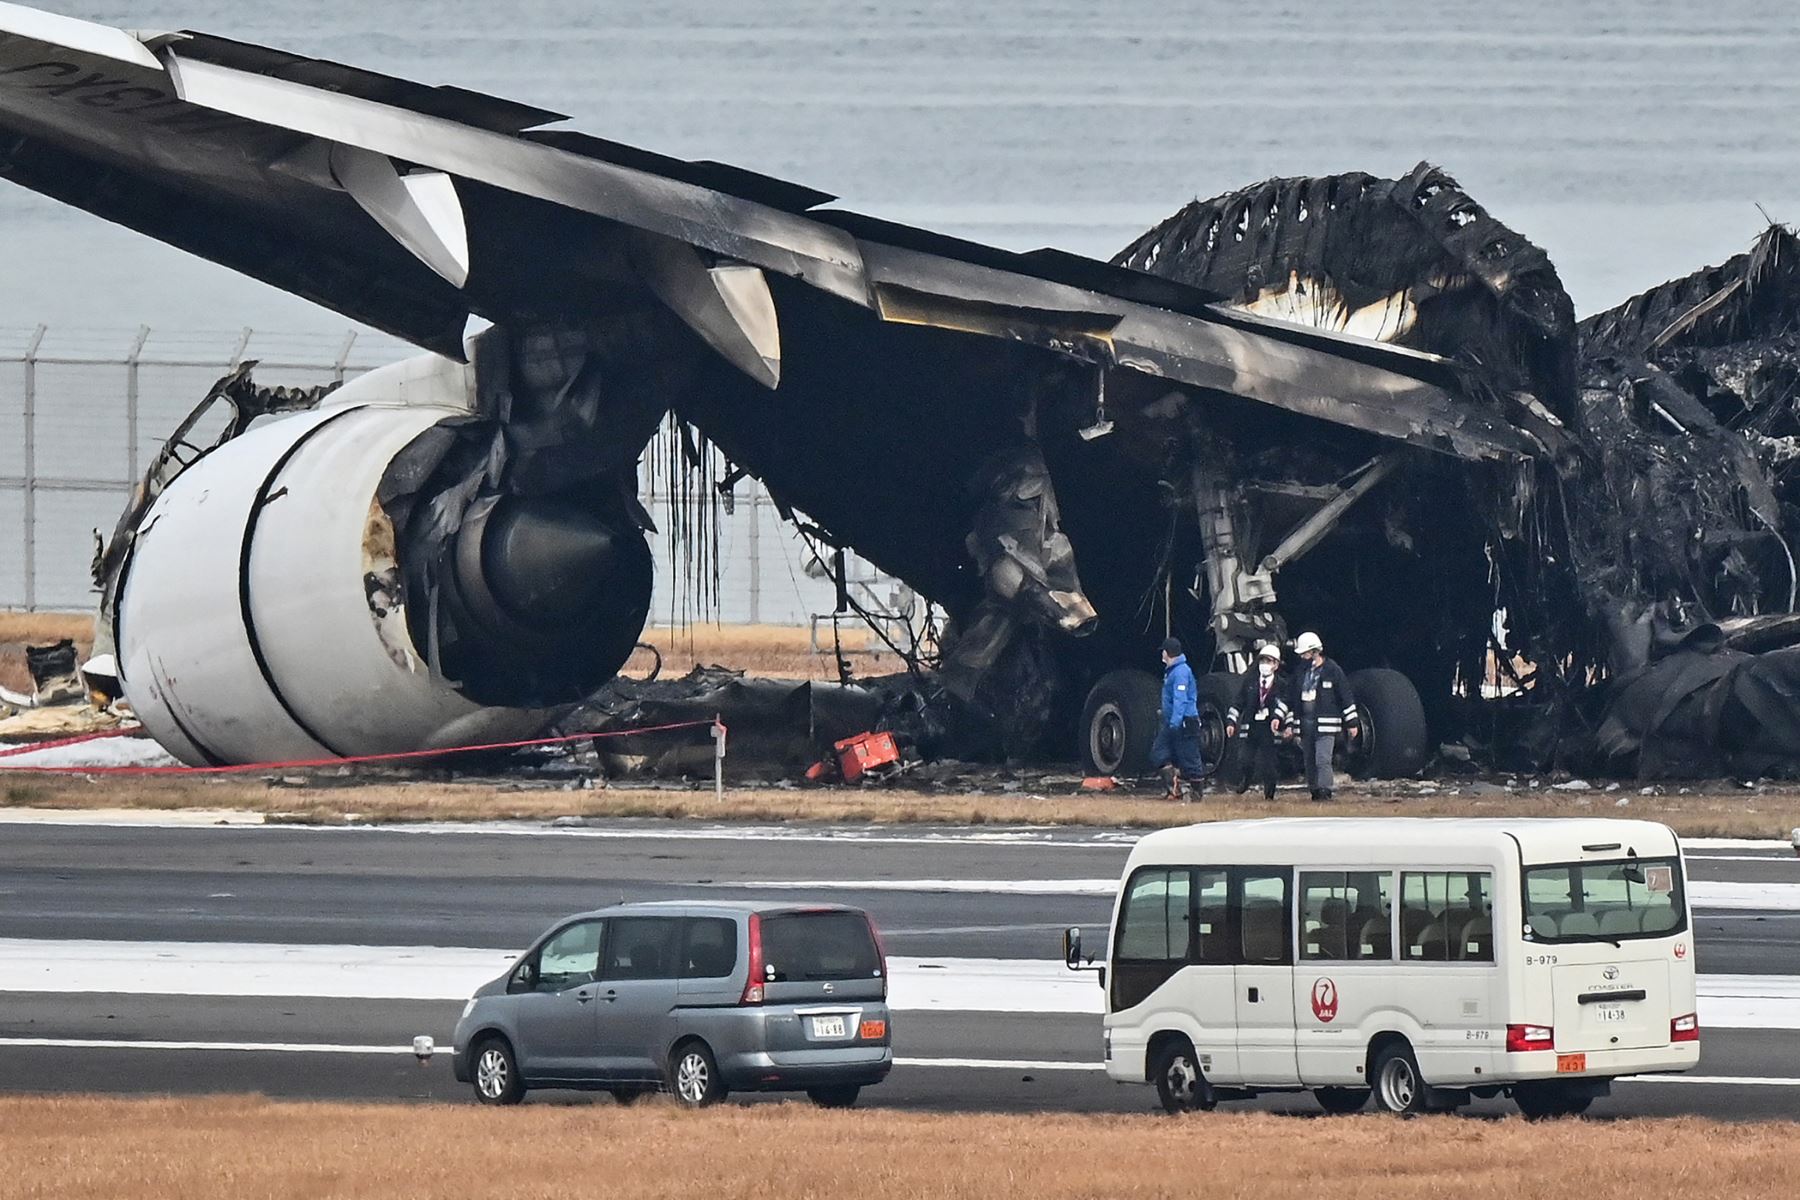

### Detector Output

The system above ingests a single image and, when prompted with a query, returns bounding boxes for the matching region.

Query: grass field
[4,768,1800,838]
[2,1096,1789,1200]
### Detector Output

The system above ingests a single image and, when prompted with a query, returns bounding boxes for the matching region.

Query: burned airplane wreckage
[5,7,1800,781]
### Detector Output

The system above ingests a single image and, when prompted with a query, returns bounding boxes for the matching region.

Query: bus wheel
[1371,1042,1427,1115]
[1150,1039,1216,1114]
[1314,1087,1371,1114]
[1513,1082,1593,1119]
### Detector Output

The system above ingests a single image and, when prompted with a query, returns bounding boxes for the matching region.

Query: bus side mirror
[1063,926,1083,971]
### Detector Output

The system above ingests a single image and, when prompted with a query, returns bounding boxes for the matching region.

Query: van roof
[559,900,868,921]
[1127,817,1682,867]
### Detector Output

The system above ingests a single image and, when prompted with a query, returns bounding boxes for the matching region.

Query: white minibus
[1064,818,1699,1117]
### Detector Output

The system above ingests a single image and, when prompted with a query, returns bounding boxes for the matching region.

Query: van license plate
[1556,1053,1587,1073]
[1594,1006,1628,1023]
[810,1016,847,1039]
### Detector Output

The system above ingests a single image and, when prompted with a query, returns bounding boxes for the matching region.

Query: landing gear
[1344,668,1429,779]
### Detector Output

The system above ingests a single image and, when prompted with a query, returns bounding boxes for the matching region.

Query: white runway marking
[2,940,1798,1027]
[712,878,1800,911]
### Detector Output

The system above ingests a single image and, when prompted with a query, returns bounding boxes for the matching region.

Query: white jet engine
[114,351,653,766]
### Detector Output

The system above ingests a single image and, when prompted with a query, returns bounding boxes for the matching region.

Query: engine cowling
[116,354,653,766]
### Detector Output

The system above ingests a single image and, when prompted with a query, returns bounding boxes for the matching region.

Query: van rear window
[761,911,882,982]
[1524,857,1685,944]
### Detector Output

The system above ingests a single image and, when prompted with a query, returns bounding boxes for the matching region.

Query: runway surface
[2,816,1798,1120]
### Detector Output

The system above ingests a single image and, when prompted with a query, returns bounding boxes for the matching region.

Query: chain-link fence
[0,325,905,628]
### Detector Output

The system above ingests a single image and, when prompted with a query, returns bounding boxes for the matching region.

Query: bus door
[1112,866,1240,1082]
[1232,867,1298,1085]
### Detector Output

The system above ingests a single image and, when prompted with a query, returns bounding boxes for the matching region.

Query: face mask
[1258,664,1275,680]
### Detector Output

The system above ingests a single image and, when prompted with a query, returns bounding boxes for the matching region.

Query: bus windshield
[1522,857,1685,944]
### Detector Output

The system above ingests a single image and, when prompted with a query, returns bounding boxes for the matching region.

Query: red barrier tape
[0,727,136,759]
[0,718,723,776]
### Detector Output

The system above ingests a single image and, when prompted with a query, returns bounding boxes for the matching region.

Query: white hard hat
[1295,632,1323,655]
[1256,642,1282,661]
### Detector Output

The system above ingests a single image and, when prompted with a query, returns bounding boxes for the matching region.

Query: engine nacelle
[116,353,653,766]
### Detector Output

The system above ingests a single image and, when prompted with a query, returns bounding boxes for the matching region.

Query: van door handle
[603,990,618,1003]
[1247,987,1260,1003]
[575,990,593,1004]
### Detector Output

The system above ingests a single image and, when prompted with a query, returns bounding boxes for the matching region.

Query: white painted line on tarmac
[718,879,1118,895]
[894,1057,1104,1072]
[0,1037,421,1055]
[1620,1074,1800,1086]
[3,940,1799,1027]
[709,878,1800,911]
[0,810,1136,849]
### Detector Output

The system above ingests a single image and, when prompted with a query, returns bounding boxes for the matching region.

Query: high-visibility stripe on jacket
[1293,657,1359,735]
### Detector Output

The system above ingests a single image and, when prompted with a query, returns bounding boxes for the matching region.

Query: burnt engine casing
[115,353,652,766]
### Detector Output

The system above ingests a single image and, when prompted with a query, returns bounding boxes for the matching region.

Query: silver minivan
[452,901,893,1107]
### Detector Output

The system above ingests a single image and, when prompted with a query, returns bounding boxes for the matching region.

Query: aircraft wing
[0,3,1536,461]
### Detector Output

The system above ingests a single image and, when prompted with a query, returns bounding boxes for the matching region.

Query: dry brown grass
[627,622,891,680]
[5,770,1800,838]
[0,1095,1789,1200]
[0,611,95,694]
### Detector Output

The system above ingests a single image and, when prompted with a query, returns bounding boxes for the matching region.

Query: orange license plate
[1556,1053,1587,1073]
[859,1020,887,1040]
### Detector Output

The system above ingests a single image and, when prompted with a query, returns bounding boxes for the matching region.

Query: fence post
[334,330,358,383]
[21,323,45,610]
[125,325,150,480]
[747,485,762,624]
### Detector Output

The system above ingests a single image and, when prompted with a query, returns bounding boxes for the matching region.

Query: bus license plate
[810,1016,847,1039]
[1594,1006,1628,1023]
[1556,1053,1587,1073]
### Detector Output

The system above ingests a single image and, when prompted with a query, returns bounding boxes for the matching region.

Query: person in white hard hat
[1226,642,1290,800]
[1291,631,1359,802]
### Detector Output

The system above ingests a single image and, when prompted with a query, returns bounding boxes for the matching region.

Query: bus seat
[1598,909,1641,936]
[1241,904,1285,962]
[1400,907,1433,947]
[1527,912,1558,938]
[1459,915,1493,960]
[1357,916,1391,959]
[1412,920,1448,961]
[1640,902,1679,933]
[1559,912,1601,938]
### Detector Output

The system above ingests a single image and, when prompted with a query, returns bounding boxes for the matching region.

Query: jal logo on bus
[1311,977,1339,1023]
[1674,943,1688,960]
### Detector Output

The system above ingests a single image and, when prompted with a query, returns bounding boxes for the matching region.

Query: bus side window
[1401,871,1494,962]
[1299,871,1349,961]
[1236,869,1290,965]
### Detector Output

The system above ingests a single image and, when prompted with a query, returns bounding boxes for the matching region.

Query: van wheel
[1345,668,1429,779]
[670,1041,727,1107]
[1080,670,1163,775]
[807,1085,861,1109]
[471,1037,525,1106]
[1150,1039,1215,1114]
[1371,1043,1427,1114]
[1513,1082,1593,1119]
[1314,1087,1371,1114]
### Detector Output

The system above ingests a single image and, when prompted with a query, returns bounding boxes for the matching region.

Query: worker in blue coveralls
[1152,636,1205,802]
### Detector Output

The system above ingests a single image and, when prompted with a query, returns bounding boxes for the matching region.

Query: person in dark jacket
[1151,637,1205,801]
[1227,642,1290,800]
[1291,631,1359,802]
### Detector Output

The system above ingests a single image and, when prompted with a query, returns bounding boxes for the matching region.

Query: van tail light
[1671,1013,1700,1042]
[1506,1023,1554,1052]
[868,916,889,1000]
[740,912,765,1005]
